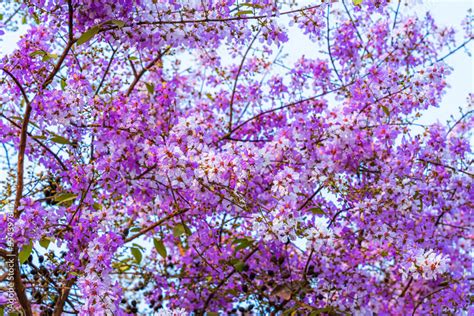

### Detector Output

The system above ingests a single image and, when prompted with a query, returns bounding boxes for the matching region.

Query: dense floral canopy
[0,0,472,315]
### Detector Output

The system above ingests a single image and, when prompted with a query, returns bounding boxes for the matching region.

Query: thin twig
[202,246,259,312]
[228,30,260,132]
[124,209,189,243]
[126,48,169,96]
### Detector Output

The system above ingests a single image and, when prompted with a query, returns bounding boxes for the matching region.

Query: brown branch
[1,41,35,316]
[53,277,77,316]
[42,0,74,89]
[67,180,94,227]
[221,84,349,139]
[1,4,75,315]
[101,5,324,31]
[0,272,8,282]
[341,0,373,62]
[0,248,11,258]
[13,245,32,316]
[228,30,260,132]
[124,208,189,243]
[202,246,259,312]
[411,286,449,316]
[298,185,323,212]
[134,164,158,180]
[303,247,315,280]
[327,207,352,228]
[129,58,138,77]
[192,245,220,273]
[418,159,473,177]
[1,68,30,104]
[42,41,74,88]
[95,46,118,96]
[3,5,21,25]
[392,0,402,30]
[399,276,413,298]
[67,0,73,42]
[126,48,170,96]
[326,5,343,83]
[447,109,473,136]
[0,114,67,170]
[435,38,472,64]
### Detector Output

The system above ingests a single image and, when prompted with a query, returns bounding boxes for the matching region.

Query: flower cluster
[402,248,450,280]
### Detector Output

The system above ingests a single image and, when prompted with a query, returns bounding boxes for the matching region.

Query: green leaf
[353,0,363,5]
[207,313,219,316]
[0,305,4,316]
[308,207,325,215]
[153,238,167,258]
[240,3,263,9]
[183,223,192,235]
[381,105,390,117]
[233,260,245,272]
[50,135,71,145]
[205,93,215,101]
[233,238,253,252]
[130,227,142,233]
[54,192,77,204]
[132,243,146,251]
[106,19,126,28]
[173,223,191,237]
[439,280,449,287]
[33,135,47,140]
[309,307,335,315]
[29,50,46,58]
[282,308,298,316]
[19,242,33,264]
[131,247,142,264]
[60,78,67,90]
[39,238,51,249]
[145,82,155,95]
[33,13,41,25]
[113,261,132,272]
[128,56,138,61]
[76,25,100,46]
[236,10,253,16]
[118,264,131,272]
[92,202,102,210]
[42,53,58,62]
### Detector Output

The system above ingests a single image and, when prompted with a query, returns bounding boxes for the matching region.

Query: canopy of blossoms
[0,0,472,315]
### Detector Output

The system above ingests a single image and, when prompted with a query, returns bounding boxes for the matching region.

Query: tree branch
[202,246,259,313]
[53,277,77,316]
[0,113,67,171]
[228,30,260,132]
[101,5,325,31]
[124,208,189,243]
[126,48,170,96]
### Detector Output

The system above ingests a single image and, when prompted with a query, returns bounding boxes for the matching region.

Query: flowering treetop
[0,0,472,315]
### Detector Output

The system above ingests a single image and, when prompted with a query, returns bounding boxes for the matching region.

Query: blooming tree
[0,0,472,315]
